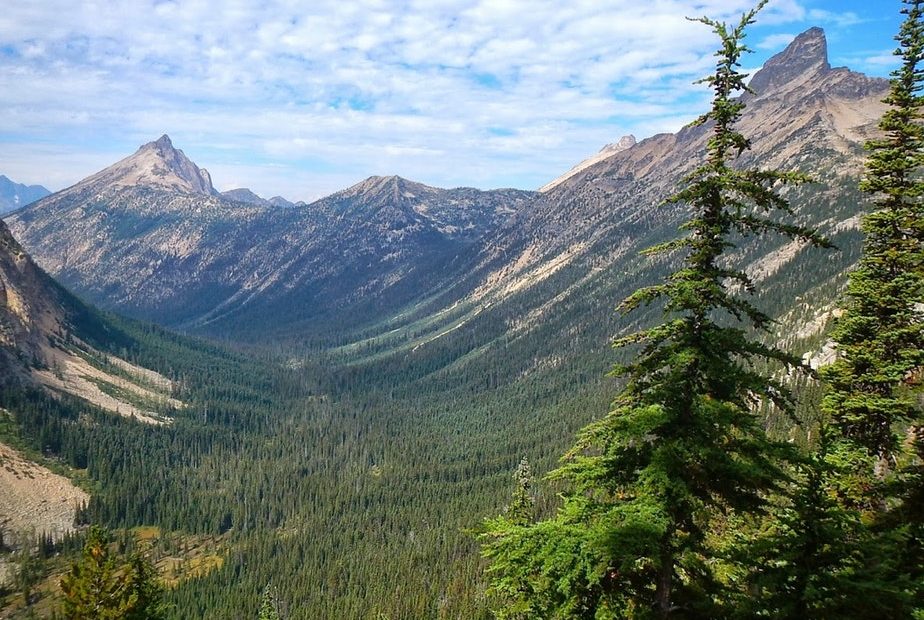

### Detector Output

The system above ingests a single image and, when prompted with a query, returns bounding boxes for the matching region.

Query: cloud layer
[0,0,899,200]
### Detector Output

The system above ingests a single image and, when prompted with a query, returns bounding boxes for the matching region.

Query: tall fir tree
[258,583,284,620]
[740,428,912,619]
[820,0,924,610]
[481,3,829,617]
[820,0,924,501]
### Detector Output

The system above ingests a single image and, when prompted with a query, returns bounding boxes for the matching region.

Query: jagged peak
[153,134,173,148]
[62,134,217,197]
[600,135,637,154]
[540,135,638,193]
[748,27,830,96]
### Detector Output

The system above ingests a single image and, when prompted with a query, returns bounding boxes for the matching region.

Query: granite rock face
[749,27,830,95]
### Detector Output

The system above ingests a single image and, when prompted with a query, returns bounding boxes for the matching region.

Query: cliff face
[0,218,65,382]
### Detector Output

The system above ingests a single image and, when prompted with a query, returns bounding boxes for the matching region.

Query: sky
[0,0,903,202]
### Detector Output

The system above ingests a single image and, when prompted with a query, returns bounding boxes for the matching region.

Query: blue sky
[0,0,903,201]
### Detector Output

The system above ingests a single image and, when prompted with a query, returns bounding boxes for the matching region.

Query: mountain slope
[538,135,637,193]
[0,218,186,551]
[0,218,179,421]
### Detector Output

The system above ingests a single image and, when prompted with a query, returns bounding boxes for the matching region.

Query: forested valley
[1,2,922,619]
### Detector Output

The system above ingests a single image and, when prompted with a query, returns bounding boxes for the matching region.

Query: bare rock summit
[749,27,830,95]
[70,134,217,197]
[539,135,637,193]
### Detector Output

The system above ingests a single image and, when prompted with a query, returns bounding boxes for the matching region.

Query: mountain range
[4,30,886,355]
[5,134,534,336]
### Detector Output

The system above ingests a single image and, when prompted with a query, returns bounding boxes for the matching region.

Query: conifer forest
[0,1,922,619]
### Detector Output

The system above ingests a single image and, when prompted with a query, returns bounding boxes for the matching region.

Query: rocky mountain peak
[604,135,637,153]
[153,134,173,149]
[748,27,830,96]
[72,134,217,196]
[539,134,638,193]
[346,175,431,200]
[221,187,270,206]
[0,174,51,215]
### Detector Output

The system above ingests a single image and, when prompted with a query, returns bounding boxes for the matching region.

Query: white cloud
[806,8,864,28]
[757,33,796,50]
[863,52,899,68]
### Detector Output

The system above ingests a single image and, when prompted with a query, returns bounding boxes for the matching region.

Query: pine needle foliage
[59,526,166,620]
[258,584,284,620]
[819,0,924,611]
[480,3,830,618]
[740,427,913,619]
[820,0,924,497]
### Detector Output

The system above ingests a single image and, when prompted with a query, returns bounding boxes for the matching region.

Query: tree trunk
[655,535,673,619]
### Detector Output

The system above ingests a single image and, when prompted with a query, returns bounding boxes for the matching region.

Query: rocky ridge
[539,135,637,193]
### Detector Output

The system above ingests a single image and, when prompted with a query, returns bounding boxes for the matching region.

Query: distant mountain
[72,134,217,197]
[5,139,533,335]
[268,196,296,208]
[0,175,50,215]
[221,189,298,208]
[221,187,271,206]
[315,175,531,242]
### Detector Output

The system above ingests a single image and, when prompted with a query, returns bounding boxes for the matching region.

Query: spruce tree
[740,428,912,619]
[481,3,829,617]
[821,0,924,503]
[258,584,284,620]
[819,0,924,610]
[506,457,535,527]
[59,526,165,620]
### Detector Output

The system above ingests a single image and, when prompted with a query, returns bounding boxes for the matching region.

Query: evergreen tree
[821,0,924,500]
[505,457,535,527]
[59,526,165,620]
[258,584,284,620]
[125,550,168,620]
[481,3,830,617]
[12,545,45,606]
[740,427,911,619]
[819,0,924,611]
